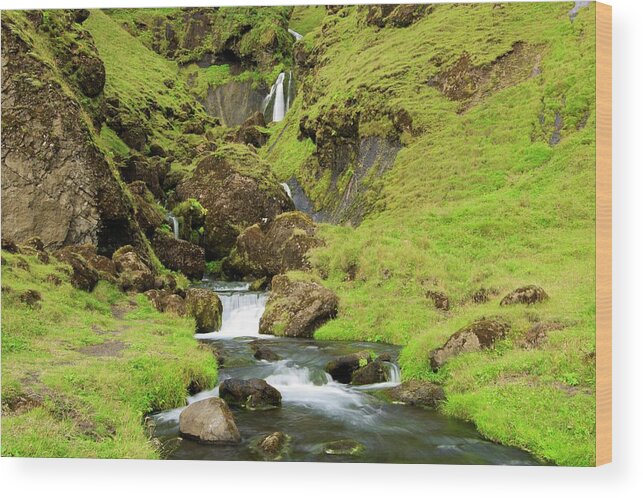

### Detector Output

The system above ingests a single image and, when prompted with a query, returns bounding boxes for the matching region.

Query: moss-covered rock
[112,245,155,293]
[223,211,321,280]
[176,145,294,259]
[379,380,446,409]
[500,285,549,306]
[128,181,165,238]
[151,229,205,280]
[185,287,222,333]
[259,273,338,338]
[325,350,372,384]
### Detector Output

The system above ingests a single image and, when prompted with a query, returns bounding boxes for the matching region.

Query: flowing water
[288,28,303,41]
[151,280,540,465]
[166,214,180,239]
[280,182,293,200]
[262,72,295,123]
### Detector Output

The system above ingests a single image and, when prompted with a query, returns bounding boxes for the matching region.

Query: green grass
[1,251,216,458]
[270,3,598,465]
[289,6,326,36]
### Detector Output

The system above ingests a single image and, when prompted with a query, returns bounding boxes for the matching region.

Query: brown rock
[178,397,241,444]
[351,360,387,385]
[500,285,549,306]
[382,380,445,408]
[185,288,222,333]
[325,351,372,384]
[426,290,449,311]
[430,319,510,371]
[151,230,205,280]
[19,289,42,307]
[219,378,282,410]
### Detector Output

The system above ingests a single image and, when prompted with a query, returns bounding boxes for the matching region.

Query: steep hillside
[265,3,597,465]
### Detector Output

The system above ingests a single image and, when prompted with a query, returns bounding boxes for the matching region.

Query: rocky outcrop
[201,81,268,127]
[55,244,118,285]
[151,230,205,280]
[362,4,432,28]
[127,181,165,238]
[430,319,510,371]
[176,146,293,259]
[381,380,445,408]
[259,274,338,338]
[325,350,372,384]
[234,111,269,147]
[112,245,155,293]
[500,285,549,306]
[184,288,223,333]
[178,397,241,444]
[219,378,282,410]
[223,211,322,280]
[1,13,148,258]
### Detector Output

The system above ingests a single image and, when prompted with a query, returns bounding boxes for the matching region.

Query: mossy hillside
[289,5,327,36]
[1,251,216,458]
[84,9,216,166]
[270,3,597,465]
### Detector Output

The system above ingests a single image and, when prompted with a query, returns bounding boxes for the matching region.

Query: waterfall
[288,28,303,41]
[198,287,267,339]
[272,72,286,122]
[281,182,292,200]
[384,362,402,384]
[166,214,180,239]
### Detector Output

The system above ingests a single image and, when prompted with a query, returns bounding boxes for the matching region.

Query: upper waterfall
[262,71,295,123]
[288,28,303,41]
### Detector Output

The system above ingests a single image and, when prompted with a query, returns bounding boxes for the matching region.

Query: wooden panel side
[595,1,612,467]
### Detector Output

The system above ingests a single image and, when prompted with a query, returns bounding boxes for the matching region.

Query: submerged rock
[325,350,372,384]
[178,397,241,444]
[322,439,365,456]
[223,211,322,280]
[253,432,290,460]
[500,285,549,306]
[251,344,280,362]
[259,274,338,338]
[219,378,282,410]
[430,319,510,371]
[151,230,205,280]
[185,288,223,333]
[381,380,445,408]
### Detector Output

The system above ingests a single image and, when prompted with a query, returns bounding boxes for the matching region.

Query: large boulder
[54,249,100,292]
[144,289,186,316]
[184,288,223,333]
[500,285,549,306]
[223,211,322,280]
[176,145,293,260]
[112,245,155,292]
[429,319,510,371]
[381,380,445,408]
[351,360,387,386]
[55,244,118,282]
[1,16,148,257]
[259,274,338,338]
[151,230,205,280]
[325,350,372,384]
[219,378,282,410]
[178,397,241,444]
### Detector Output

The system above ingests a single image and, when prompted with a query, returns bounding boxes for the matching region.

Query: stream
[151,280,539,464]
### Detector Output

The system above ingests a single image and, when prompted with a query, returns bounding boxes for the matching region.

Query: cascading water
[166,214,180,239]
[262,71,296,123]
[151,280,539,464]
[280,182,293,200]
[288,28,303,41]
[272,72,286,122]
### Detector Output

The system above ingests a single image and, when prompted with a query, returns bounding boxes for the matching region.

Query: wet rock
[19,289,42,308]
[112,245,154,293]
[500,285,549,306]
[254,431,289,460]
[351,360,387,385]
[176,146,293,260]
[322,439,365,456]
[430,319,510,371]
[520,322,565,349]
[184,288,222,333]
[151,230,205,280]
[252,345,280,362]
[325,350,372,384]
[219,378,282,410]
[426,290,449,311]
[178,397,241,444]
[259,274,338,338]
[381,380,445,408]
[223,211,322,280]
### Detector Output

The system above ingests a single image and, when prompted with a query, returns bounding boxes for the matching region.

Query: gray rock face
[200,80,267,126]
[178,397,241,444]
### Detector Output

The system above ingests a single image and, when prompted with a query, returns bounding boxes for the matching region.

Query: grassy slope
[1,252,216,458]
[267,3,597,465]
[289,5,327,36]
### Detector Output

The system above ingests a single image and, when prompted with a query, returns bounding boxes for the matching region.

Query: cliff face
[1,11,147,256]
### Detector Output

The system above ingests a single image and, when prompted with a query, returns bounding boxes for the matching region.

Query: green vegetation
[267,3,598,465]
[289,6,326,36]
[1,251,216,458]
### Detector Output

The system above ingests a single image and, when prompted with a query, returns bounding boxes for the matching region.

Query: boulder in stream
[219,378,282,410]
[325,350,372,384]
[178,397,241,444]
[185,288,223,333]
[429,318,510,371]
[351,359,387,385]
[259,274,338,338]
[253,431,290,460]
